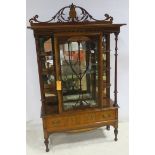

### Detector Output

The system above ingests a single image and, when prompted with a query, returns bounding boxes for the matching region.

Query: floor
[26,121,128,155]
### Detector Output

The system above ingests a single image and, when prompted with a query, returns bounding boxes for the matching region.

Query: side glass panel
[102,34,111,107]
[102,35,107,98]
[59,36,99,111]
[39,37,57,113]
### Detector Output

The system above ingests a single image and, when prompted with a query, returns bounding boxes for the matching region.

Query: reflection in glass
[102,35,107,81]
[59,36,99,110]
[39,37,57,104]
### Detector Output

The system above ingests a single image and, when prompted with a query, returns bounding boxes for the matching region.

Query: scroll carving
[29,3,113,24]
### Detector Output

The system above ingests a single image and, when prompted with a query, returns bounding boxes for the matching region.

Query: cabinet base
[42,107,118,152]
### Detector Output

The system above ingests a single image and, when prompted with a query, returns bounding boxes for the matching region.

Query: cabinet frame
[28,3,126,152]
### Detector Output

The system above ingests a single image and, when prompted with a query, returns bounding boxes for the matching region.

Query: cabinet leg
[114,128,118,141]
[106,125,110,130]
[44,137,49,152]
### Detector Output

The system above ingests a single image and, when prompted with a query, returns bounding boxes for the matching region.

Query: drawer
[44,108,117,132]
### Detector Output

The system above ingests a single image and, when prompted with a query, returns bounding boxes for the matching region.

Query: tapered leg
[106,125,110,130]
[114,128,118,141]
[44,137,49,152]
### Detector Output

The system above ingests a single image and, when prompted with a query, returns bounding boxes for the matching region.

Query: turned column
[44,137,49,152]
[113,32,119,107]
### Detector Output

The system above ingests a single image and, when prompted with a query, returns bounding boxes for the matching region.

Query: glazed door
[54,32,103,112]
[37,36,58,114]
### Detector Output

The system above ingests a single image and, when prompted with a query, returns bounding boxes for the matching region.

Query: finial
[69,3,77,22]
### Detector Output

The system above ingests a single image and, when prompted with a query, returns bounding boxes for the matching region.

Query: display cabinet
[28,3,125,152]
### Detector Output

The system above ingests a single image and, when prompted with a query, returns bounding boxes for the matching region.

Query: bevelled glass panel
[59,36,99,110]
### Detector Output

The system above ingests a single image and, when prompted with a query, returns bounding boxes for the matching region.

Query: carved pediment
[29,3,113,24]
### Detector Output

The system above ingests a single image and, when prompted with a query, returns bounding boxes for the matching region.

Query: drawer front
[44,109,117,132]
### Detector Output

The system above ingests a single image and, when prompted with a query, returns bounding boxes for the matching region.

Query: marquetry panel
[44,109,117,132]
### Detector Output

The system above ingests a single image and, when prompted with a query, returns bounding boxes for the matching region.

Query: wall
[26,0,129,121]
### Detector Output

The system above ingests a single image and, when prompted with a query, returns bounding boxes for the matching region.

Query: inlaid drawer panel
[44,109,117,132]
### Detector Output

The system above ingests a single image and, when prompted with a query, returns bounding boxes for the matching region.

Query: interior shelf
[39,51,52,56]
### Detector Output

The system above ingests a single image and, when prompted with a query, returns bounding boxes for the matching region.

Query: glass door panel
[58,36,99,111]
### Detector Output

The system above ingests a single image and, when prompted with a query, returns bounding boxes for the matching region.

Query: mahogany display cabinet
[28,3,125,152]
